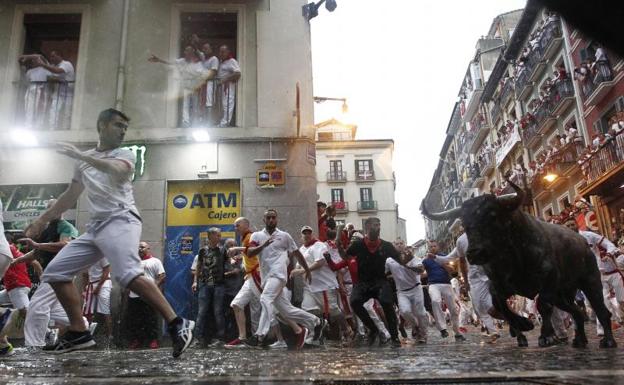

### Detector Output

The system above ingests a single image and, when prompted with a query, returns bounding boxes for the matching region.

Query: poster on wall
[164,180,240,319]
[0,184,76,230]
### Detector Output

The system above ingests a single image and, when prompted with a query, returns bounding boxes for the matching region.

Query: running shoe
[486,333,500,344]
[295,327,309,350]
[43,330,96,354]
[88,322,98,335]
[455,333,466,342]
[45,328,59,347]
[149,339,159,349]
[366,330,379,347]
[224,338,248,349]
[399,325,407,338]
[128,339,141,349]
[379,334,390,346]
[417,337,427,344]
[0,343,14,357]
[243,335,260,348]
[312,318,327,344]
[168,318,195,358]
[440,329,449,338]
[268,340,287,349]
[390,337,402,348]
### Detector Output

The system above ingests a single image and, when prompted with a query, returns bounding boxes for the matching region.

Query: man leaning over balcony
[216,45,241,128]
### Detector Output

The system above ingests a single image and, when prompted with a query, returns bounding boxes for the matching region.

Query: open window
[175,12,239,128]
[17,13,81,130]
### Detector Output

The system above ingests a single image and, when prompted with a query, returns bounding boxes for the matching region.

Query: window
[330,160,343,175]
[17,13,82,130]
[331,189,344,203]
[557,194,570,214]
[175,12,238,128]
[355,159,374,180]
[360,188,373,202]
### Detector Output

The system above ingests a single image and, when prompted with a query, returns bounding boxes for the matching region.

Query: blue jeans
[196,283,226,342]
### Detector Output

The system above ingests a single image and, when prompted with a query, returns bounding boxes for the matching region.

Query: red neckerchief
[304,238,319,247]
[141,254,153,261]
[364,237,381,254]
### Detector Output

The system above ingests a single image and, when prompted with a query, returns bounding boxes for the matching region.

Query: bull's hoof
[516,334,528,347]
[599,337,617,349]
[509,328,517,338]
[515,316,534,332]
[572,336,587,348]
[538,335,558,347]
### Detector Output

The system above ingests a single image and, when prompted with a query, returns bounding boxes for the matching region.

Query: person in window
[149,46,207,128]
[40,51,75,130]
[18,54,52,129]
[216,45,241,127]
[592,44,611,81]
[200,43,219,125]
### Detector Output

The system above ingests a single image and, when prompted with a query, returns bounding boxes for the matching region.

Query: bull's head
[421,179,525,265]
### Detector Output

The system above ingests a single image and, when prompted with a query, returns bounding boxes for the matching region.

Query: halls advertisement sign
[0,184,76,230]
[164,180,240,319]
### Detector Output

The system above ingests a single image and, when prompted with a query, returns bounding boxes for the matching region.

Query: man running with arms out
[27,108,194,356]
[342,217,403,347]
[245,209,322,349]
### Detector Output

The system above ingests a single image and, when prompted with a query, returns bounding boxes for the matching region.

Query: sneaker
[0,343,14,357]
[43,330,96,354]
[128,339,141,349]
[486,333,500,344]
[379,334,390,346]
[440,329,449,338]
[390,337,402,348]
[88,322,98,335]
[417,337,427,344]
[295,327,309,350]
[45,328,59,347]
[312,319,327,344]
[243,335,260,348]
[149,339,159,349]
[455,334,466,342]
[366,330,379,347]
[268,340,287,349]
[224,338,248,349]
[0,309,15,335]
[168,318,195,358]
[399,325,407,338]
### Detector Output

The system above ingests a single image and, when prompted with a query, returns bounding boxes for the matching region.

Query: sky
[311,0,527,243]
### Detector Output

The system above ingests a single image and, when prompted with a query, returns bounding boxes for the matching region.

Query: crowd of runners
[1,108,623,359]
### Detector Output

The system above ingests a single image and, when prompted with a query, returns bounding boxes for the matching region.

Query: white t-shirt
[579,231,619,273]
[326,241,352,283]
[130,257,165,298]
[88,258,110,282]
[217,58,241,80]
[0,201,11,258]
[249,228,297,284]
[446,233,489,283]
[72,148,138,220]
[26,66,52,82]
[202,56,220,107]
[299,241,338,293]
[56,60,75,82]
[175,58,206,90]
[385,257,422,291]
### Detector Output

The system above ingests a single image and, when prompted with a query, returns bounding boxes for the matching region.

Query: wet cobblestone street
[1,325,624,384]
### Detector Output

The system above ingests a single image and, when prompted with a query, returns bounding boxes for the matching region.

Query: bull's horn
[420,199,462,221]
[496,178,525,211]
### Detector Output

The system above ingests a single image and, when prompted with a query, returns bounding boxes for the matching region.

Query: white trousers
[397,286,429,338]
[0,287,30,310]
[256,277,318,337]
[230,277,262,334]
[219,84,236,126]
[0,253,11,280]
[429,283,460,333]
[596,273,624,335]
[24,283,88,347]
[469,279,497,333]
[356,299,390,338]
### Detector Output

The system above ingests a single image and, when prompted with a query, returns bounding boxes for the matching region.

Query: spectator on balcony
[19,55,53,129]
[554,64,568,83]
[198,42,220,126]
[592,44,612,81]
[564,124,580,144]
[149,46,207,128]
[216,45,241,128]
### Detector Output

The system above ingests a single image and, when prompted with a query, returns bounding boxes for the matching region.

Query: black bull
[422,181,617,348]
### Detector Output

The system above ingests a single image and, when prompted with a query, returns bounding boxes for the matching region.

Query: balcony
[550,79,575,116]
[521,113,541,148]
[355,170,376,182]
[490,103,502,126]
[515,68,533,101]
[527,46,546,83]
[357,200,378,212]
[17,80,75,130]
[495,127,522,167]
[580,132,624,187]
[538,20,563,60]
[326,171,347,183]
[500,79,515,107]
[582,62,616,107]
[478,151,495,177]
[332,201,349,213]
[463,79,484,121]
[499,173,524,195]
[468,113,490,154]
[534,100,556,135]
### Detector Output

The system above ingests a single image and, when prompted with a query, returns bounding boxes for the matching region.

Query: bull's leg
[491,290,533,332]
[582,278,617,348]
[508,326,528,347]
[555,297,588,348]
[536,298,558,347]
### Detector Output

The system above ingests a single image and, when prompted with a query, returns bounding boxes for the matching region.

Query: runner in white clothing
[27,108,194,356]
[244,209,321,349]
[82,258,112,339]
[0,200,18,356]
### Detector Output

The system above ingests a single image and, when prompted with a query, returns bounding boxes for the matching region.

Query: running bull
[421,180,616,348]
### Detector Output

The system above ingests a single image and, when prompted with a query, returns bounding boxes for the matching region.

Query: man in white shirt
[245,209,321,349]
[27,108,194,356]
[200,43,219,125]
[82,258,112,340]
[216,45,241,127]
[385,252,429,343]
[291,227,350,342]
[37,50,75,129]
[564,216,624,335]
[18,55,53,129]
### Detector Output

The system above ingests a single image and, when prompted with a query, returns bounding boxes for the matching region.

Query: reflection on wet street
[1,326,623,384]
